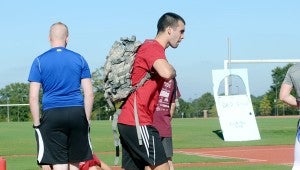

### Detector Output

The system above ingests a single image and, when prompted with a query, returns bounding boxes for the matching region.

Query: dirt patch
[174,145,294,168]
[110,145,294,169]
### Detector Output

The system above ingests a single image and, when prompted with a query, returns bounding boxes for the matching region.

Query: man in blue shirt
[28,22,93,170]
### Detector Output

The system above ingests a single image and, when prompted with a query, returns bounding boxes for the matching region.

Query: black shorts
[161,137,173,158]
[34,106,92,165]
[117,123,168,170]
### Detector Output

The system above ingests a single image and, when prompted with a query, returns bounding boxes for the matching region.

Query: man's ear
[66,36,69,44]
[167,26,172,35]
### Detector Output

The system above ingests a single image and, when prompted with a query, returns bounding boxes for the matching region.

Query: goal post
[0,104,29,122]
[223,59,300,95]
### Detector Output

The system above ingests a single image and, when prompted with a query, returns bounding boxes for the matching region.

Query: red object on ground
[79,154,101,170]
[0,157,6,170]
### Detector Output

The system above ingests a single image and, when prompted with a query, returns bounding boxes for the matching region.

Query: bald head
[49,22,69,47]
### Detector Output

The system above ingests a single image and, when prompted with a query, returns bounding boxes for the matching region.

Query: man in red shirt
[117,12,185,170]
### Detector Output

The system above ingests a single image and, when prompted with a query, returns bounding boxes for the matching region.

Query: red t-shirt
[152,79,180,137]
[118,40,166,126]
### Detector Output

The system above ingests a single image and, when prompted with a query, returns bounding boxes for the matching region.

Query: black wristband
[33,124,39,128]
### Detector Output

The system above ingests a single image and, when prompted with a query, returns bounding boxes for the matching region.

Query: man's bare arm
[29,82,41,126]
[279,83,297,107]
[81,78,94,123]
[170,102,176,118]
[153,59,176,80]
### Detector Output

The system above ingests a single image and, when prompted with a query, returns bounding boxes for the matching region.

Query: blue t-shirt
[28,47,91,111]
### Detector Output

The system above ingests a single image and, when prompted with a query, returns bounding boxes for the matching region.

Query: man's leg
[167,159,174,170]
[52,164,69,170]
[41,165,52,170]
[149,162,169,170]
[161,137,174,170]
[100,161,112,170]
[69,163,80,170]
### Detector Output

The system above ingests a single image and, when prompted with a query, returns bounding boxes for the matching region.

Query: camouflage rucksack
[103,36,150,109]
[103,36,151,165]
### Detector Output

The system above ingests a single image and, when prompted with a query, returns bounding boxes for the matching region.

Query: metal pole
[6,98,9,122]
[18,106,20,122]
[224,60,229,95]
[275,82,278,116]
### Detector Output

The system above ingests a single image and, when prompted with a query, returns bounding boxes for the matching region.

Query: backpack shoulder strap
[133,93,142,145]
[131,72,151,93]
[112,109,121,165]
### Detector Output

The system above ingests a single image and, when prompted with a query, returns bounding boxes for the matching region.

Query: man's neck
[155,34,168,49]
[50,41,66,48]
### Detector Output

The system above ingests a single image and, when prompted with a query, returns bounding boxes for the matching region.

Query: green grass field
[0,117,298,169]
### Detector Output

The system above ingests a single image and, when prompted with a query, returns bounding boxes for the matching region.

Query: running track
[110,145,294,169]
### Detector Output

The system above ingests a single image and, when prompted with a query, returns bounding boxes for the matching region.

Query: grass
[172,117,297,148]
[0,117,298,169]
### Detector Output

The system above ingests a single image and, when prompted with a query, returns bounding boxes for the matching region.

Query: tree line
[0,64,298,122]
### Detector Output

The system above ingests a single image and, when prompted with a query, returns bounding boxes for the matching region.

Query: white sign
[212,69,261,141]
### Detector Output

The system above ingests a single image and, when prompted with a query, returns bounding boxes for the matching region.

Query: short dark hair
[157,12,185,35]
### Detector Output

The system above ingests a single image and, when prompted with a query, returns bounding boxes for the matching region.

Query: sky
[1,1,300,101]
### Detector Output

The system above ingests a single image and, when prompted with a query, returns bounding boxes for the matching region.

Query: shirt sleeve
[143,43,166,72]
[283,68,293,86]
[80,56,92,79]
[28,58,41,83]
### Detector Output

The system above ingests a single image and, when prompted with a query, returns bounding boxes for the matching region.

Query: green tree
[251,95,263,116]
[209,104,218,117]
[197,92,215,117]
[175,98,189,118]
[0,83,30,122]
[91,67,113,120]
[259,95,272,116]
[188,99,200,118]
[269,63,298,115]
[185,92,215,118]
[277,100,287,115]
[271,64,292,88]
